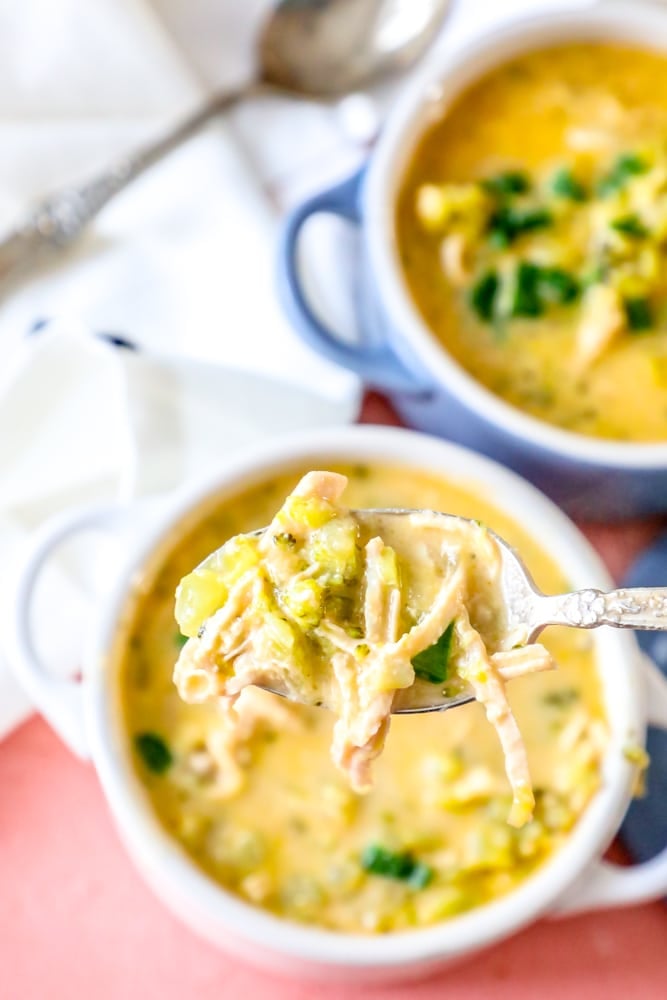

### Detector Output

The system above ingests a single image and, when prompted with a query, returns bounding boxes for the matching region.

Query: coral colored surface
[2,396,667,999]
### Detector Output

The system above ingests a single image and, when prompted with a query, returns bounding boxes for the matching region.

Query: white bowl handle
[554,654,667,914]
[6,504,125,760]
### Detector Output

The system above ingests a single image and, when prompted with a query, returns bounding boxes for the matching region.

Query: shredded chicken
[575,284,626,370]
[440,232,472,286]
[174,471,555,825]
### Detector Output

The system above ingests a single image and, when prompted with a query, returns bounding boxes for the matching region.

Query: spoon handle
[537,587,667,632]
[0,81,255,282]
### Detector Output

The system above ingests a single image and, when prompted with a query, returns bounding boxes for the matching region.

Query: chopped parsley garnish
[550,167,586,202]
[487,206,553,247]
[481,170,530,198]
[174,631,189,649]
[542,688,580,708]
[469,270,499,321]
[509,261,543,318]
[274,532,297,548]
[411,620,454,684]
[134,732,173,774]
[597,153,648,197]
[471,263,580,325]
[624,296,653,331]
[610,214,648,238]
[361,845,433,889]
[538,267,580,305]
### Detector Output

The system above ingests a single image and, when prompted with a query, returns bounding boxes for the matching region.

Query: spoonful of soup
[173,471,667,826]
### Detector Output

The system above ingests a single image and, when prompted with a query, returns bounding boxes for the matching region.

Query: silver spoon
[0,0,452,282]
[234,510,667,714]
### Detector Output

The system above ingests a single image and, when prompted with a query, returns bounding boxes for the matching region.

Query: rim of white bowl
[88,425,642,968]
[366,0,667,471]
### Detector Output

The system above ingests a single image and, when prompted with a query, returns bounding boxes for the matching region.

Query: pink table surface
[3,396,667,999]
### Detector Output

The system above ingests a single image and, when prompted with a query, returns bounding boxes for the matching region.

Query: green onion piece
[481,170,530,198]
[135,732,173,774]
[610,214,648,238]
[581,264,607,289]
[487,207,553,246]
[542,688,580,708]
[510,261,544,318]
[174,631,189,649]
[550,167,586,201]
[538,267,580,304]
[411,621,455,684]
[361,845,433,889]
[597,153,648,197]
[624,297,653,331]
[469,271,499,322]
[273,532,297,548]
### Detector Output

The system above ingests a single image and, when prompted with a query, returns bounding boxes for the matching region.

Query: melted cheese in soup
[396,44,667,441]
[120,463,606,933]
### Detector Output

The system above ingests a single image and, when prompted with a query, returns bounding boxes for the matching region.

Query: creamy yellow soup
[119,463,606,933]
[396,44,667,441]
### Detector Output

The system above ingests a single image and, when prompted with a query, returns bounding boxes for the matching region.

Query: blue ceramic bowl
[278,2,667,521]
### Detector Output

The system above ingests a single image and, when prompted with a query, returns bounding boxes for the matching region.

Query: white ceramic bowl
[7,426,667,983]
[279,0,667,519]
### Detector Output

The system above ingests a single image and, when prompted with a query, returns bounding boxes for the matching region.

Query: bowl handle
[278,169,426,394]
[5,504,125,759]
[554,654,667,914]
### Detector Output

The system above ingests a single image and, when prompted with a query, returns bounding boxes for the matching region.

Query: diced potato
[462,823,515,871]
[281,577,324,629]
[308,517,360,584]
[280,874,325,917]
[278,495,336,530]
[175,567,228,637]
[416,184,450,229]
[416,182,489,232]
[207,535,261,585]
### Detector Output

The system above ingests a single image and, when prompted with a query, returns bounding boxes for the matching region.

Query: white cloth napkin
[0,321,359,737]
[0,0,594,740]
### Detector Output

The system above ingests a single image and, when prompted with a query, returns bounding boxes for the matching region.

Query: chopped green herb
[510,261,544,318]
[361,845,433,889]
[597,153,648,197]
[135,732,172,774]
[624,297,653,331]
[550,167,586,201]
[346,626,365,639]
[487,206,553,246]
[411,621,454,684]
[481,171,530,198]
[538,267,580,305]
[610,214,648,238]
[581,264,607,289]
[542,688,580,708]
[469,270,499,322]
[174,631,189,649]
[274,532,297,548]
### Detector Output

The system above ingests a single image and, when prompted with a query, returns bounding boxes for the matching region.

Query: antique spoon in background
[0,0,452,281]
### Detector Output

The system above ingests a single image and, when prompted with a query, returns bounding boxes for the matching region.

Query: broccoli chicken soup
[120,463,606,933]
[396,44,667,441]
[174,471,555,828]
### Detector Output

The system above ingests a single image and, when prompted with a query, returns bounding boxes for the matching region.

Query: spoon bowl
[235,507,667,713]
[259,0,453,96]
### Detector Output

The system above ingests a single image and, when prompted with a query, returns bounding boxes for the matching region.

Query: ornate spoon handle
[537,587,667,632]
[0,82,255,281]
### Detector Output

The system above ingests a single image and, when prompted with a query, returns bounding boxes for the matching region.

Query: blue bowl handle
[278,170,425,394]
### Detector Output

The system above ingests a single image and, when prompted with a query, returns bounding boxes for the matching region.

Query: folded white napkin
[0,321,359,737]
